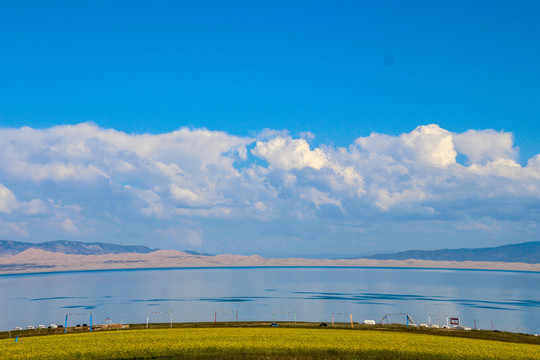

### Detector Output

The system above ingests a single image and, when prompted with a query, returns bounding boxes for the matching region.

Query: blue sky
[0,1,539,256]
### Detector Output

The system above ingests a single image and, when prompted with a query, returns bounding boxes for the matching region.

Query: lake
[0,267,538,333]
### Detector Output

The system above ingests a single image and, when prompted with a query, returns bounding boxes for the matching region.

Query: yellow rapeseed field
[1,328,539,360]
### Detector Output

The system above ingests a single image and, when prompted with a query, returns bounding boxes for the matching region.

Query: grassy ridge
[1,327,539,360]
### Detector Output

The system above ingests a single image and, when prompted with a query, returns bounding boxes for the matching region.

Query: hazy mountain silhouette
[0,240,157,256]
[362,241,539,264]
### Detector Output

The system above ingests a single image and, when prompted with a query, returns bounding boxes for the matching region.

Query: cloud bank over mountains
[0,123,538,255]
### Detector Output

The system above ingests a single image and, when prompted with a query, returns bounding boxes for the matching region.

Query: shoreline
[1,248,539,275]
[1,264,540,278]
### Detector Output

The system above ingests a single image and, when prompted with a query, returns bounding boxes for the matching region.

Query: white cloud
[355,124,457,168]
[170,185,208,207]
[253,136,365,197]
[468,158,522,179]
[298,187,342,209]
[528,154,540,168]
[124,185,168,219]
[0,183,47,215]
[0,123,539,253]
[298,131,315,140]
[0,123,251,183]
[374,187,428,211]
[252,136,328,170]
[22,199,49,215]
[454,129,518,165]
[60,218,81,235]
[400,124,457,168]
[0,183,17,214]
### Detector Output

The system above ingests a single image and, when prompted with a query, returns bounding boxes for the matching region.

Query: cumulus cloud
[454,129,518,165]
[252,137,328,170]
[252,135,365,197]
[60,218,81,235]
[0,183,47,215]
[170,185,208,207]
[0,184,17,214]
[356,124,457,168]
[0,123,539,254]
[400,124,457,168]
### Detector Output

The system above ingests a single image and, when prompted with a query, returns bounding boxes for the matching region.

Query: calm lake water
[0,267,538,333]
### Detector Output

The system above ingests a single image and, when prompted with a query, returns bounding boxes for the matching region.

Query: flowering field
[1,327,539,360]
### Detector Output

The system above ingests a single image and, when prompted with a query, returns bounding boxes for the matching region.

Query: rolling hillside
[364,241,540,264]
[0,240,156,256]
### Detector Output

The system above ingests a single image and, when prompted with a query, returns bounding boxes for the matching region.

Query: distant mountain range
[0,239,217,257]
[363,241,540,264]
[0,240,157,256]
[1,239,538,264]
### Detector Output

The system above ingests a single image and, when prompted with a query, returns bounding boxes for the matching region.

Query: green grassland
[1,324,539,360]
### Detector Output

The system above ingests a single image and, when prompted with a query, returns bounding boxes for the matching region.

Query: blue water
[0,267,538,333]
